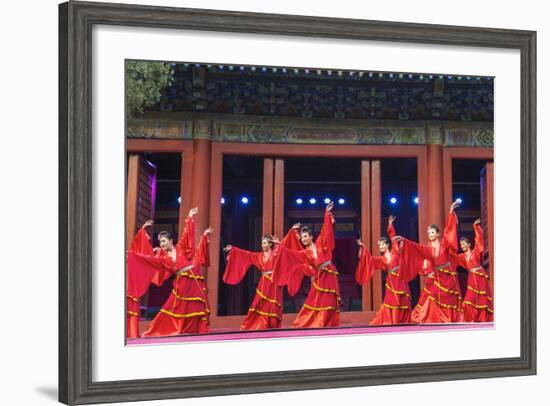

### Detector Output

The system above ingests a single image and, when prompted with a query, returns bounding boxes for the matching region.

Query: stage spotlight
[221,197,226,205]
[177,196,181,204]
[324,198,331,204]
[241,196,249,205]
[389,196,398,205]
[338,198,345,205]
[455,197,463,204]
[309,198,316,205]
[413,196,419,205]
[296,198,303,205]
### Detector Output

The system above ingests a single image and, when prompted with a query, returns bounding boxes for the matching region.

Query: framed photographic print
[59,1,536,404]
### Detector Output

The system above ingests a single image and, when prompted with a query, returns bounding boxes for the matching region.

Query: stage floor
[127,322,494,345]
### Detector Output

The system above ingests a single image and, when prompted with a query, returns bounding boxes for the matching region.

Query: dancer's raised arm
[176,207,198,259]
[473,219,484,256]
[193,227,212,268]
[387,215,400,255]
[316,201,335,252]
[129,219,154,255]
[223,244,262,285]
[443,201,460,251]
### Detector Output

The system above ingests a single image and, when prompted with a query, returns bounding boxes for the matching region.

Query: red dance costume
[222,231,304,330]
[142,216,211,337]
[126,228,172,339]
[399,211,464,323]
[409,260,435,323]
[451,223,494,322]
[355,223,411,325]
[276,211,341,328]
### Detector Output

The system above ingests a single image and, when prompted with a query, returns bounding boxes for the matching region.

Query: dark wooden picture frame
[59,1,536,404]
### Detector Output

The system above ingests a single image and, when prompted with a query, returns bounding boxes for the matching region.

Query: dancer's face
[261,238,272,252]
[159,236,174,251]
[427,227,439,241]
[460,240,471,252]
[300,231,313,246]
[378,240,389,253]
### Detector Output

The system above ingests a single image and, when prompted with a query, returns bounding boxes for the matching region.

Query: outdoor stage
[127,322,494,345]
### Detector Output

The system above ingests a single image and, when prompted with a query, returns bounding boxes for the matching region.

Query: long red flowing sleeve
[277,228,311,296]
[223,247,260,285]
[387,222,401,257]
[398,239,432,281]
[126,251,166,299]
[126,228,163,299]
[316,211,335,253]
[194,234,210,268]
[473,222,484,256]
[130,228,154,255]
[387,223,397,239]
[355,246,386,285]
[443,211,459,252]
[273,245,313,289]
[177,216,196,260]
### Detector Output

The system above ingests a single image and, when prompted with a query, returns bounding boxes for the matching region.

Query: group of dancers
[126,200,493,339]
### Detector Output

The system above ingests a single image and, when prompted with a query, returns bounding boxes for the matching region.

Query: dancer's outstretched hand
[356,239,364,247]
[474,218,481,226]
[142,219,154,229]
[223,245,232,252]
[291,222,301,230]
[388,215,396,225]
[189,207,199,218]
[450,200,460,211]
[326,201,334,212]
[203,227,213,236]
[391,235,404,243]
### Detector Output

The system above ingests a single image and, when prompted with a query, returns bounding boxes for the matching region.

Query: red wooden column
[178,150,194,233]
[417,149,430,243]
[126,154,140,249]
[207,144,223,324]
[360,161,372,311]
[427,144,445,230]
[262,159,275,235]
[190,123,213,322]
[190,139,212,236]
[370,160,383,310]
[273,159,285,239]
[481,163,495,291]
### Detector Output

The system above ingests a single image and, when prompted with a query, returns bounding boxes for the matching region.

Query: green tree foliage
[126,61,174,116]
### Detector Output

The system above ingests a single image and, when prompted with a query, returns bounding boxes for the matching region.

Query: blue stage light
[389,196,398,205]
[309,198,316,205]
[221,197,226,205]
[296,198,303,205]
[455,197,463,204]
[324,198,331,204]
[241,196,249,204]
[413,196,419,205]
[338,198,345,205]
[177,196,181,204]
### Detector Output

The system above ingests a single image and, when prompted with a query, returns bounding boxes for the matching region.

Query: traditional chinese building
[126,62,494,330]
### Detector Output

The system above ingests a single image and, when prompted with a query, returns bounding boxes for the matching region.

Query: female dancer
[355,215,411,325]
[142,208,213,336]
[274,201,341,328]
[394,201,463,323]
[126,218,183,338]
[451,219,493,322]
[222,225,301,330]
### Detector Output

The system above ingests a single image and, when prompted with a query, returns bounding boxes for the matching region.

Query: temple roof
[147,62,494,122]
